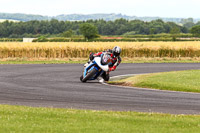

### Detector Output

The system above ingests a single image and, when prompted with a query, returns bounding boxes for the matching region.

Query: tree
[181,18,194,24]
[150,28,155,35]
[196,21,200,26]
[170,27,180,34]
[170,27,181,41]
[183,22,195,29]
[62,29,74,37]
[79,23,99,40]
[190,25,200,36]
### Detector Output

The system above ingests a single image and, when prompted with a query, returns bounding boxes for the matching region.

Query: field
[1,42,200,59]
[1,42,200,132]
[1,104,200,133]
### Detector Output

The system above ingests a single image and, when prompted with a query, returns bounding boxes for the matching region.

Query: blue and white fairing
[83,57,109,81]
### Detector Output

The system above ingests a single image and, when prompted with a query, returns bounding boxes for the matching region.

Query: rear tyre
[101,72,110,81]
[81,68,97,82]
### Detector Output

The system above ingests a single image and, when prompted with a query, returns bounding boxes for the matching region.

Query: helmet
[112,46,121,57]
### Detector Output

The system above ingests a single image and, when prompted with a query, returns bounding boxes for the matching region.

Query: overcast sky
[0,0,200,18]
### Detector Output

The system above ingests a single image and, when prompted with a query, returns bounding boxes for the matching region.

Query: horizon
[1,0,200,18]
[0,12,199,19]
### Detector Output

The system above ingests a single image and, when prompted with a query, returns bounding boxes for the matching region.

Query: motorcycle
[80,53,112,82]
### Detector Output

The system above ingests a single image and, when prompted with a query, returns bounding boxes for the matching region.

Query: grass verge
[109,70,200,93]
[0,104,200,133]
[0,58,88,64]
[1,57,200,64]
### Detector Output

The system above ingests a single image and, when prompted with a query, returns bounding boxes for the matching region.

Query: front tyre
[81,68,97,82]
[80,75,83,82]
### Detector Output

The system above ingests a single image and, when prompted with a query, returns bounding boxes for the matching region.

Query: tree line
[0,18,199,38]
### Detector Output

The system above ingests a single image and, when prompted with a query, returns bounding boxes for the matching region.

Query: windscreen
[101,54,112,65]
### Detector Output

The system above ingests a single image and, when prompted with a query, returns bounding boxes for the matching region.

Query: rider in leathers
[89,46,122,81]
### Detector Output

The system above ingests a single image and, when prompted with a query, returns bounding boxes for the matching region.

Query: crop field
[1,42,200,58]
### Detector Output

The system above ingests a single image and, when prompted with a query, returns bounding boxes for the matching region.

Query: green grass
[1,57,200,64]
[123,60,200,63]
[122,57,200,63]
[109,70,200,93]
[0,105,200,133]
[0,60,87,64]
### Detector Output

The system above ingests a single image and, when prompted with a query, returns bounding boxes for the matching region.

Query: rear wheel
[81,68,97,82]
[101,72,110,81]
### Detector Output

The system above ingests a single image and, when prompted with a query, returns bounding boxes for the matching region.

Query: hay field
[0,42,200,58]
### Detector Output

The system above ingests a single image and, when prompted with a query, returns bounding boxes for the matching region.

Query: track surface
[0,63,200,114]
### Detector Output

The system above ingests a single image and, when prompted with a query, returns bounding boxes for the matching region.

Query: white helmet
[112,46,121,57]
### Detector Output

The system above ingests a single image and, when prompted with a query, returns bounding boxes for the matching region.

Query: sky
[0,0,200,18]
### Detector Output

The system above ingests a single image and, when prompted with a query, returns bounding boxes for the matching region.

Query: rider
[88,46,122,81]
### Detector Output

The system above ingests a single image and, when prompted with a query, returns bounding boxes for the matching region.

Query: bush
[0,38,23,42]
[32,37,200,42]
[122,33,196,38]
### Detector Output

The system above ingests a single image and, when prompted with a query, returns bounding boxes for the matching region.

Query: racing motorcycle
[80,53,112,82]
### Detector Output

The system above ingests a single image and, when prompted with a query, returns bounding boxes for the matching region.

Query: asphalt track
[0,63,200,114]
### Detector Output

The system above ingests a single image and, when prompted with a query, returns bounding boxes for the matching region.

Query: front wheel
[80,75,83,82]
[81,68,97,82]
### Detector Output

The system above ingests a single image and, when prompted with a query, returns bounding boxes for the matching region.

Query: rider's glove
[109,66,116,71]
[89,52,94,61]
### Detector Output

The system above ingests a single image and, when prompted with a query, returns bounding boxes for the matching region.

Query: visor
[113,52,120,57]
